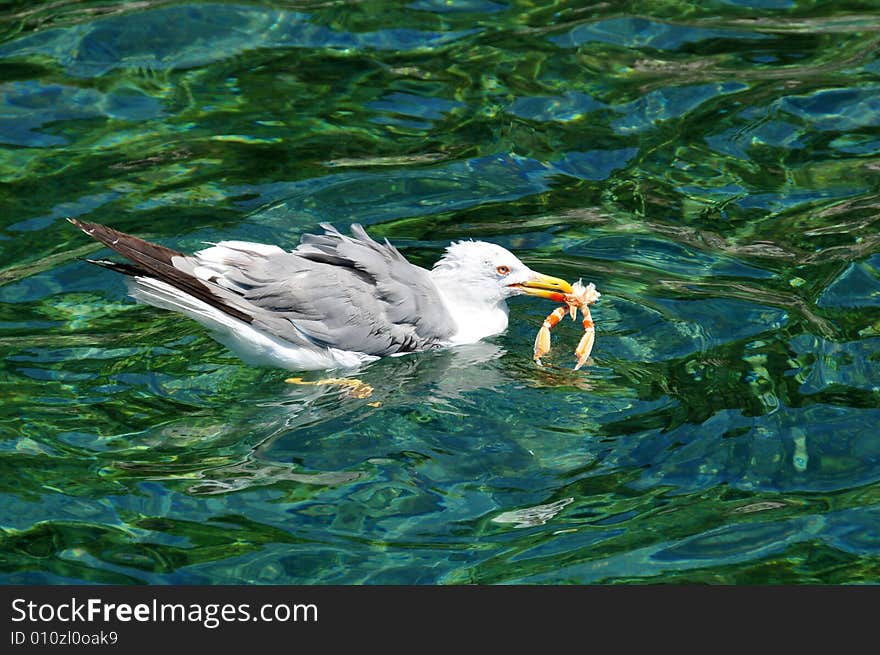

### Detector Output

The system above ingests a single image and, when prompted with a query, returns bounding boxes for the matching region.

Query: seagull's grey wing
[195,224,458,356]
[69,219,457,357]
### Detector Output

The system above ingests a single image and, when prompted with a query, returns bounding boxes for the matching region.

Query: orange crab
[533,280,600,370]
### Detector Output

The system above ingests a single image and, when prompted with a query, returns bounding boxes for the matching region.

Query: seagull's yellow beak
[509,272,573,301]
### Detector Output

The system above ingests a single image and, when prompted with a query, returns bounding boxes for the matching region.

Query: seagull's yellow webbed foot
[285,377,374,399]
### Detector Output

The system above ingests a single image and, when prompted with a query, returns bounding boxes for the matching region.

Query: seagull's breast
[435,294,510,345]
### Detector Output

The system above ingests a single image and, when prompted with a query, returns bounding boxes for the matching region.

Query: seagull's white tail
[126,276,372,370]
[127,276,234,327]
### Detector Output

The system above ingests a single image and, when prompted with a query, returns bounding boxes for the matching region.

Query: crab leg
[534,306,568,365]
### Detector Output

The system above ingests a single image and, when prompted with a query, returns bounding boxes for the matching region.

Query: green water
[2,0,880,584]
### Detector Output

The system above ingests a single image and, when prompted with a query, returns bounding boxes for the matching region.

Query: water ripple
[2,0,879,585]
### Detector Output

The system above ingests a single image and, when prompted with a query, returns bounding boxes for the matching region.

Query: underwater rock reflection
[492,498,574,529]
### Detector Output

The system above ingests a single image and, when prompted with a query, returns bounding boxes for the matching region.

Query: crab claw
[573,330,595,370]
[569,304,578,321]
[573,310,596,370]
[533,325,551,365]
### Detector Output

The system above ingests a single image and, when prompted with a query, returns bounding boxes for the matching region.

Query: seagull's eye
[496,265,511,276]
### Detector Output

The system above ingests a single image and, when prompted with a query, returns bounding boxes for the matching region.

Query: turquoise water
[2,0,880,584]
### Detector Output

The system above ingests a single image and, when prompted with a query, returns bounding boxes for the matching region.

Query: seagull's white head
[432,240,572,306]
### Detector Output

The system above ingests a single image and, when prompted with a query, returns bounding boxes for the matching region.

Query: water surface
[2,0,880,584]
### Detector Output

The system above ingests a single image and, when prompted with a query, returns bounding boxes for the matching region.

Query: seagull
[68,219,573,370]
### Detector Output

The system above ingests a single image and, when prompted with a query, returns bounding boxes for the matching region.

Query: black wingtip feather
[82,257,145,276]
[70,219,253,324]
